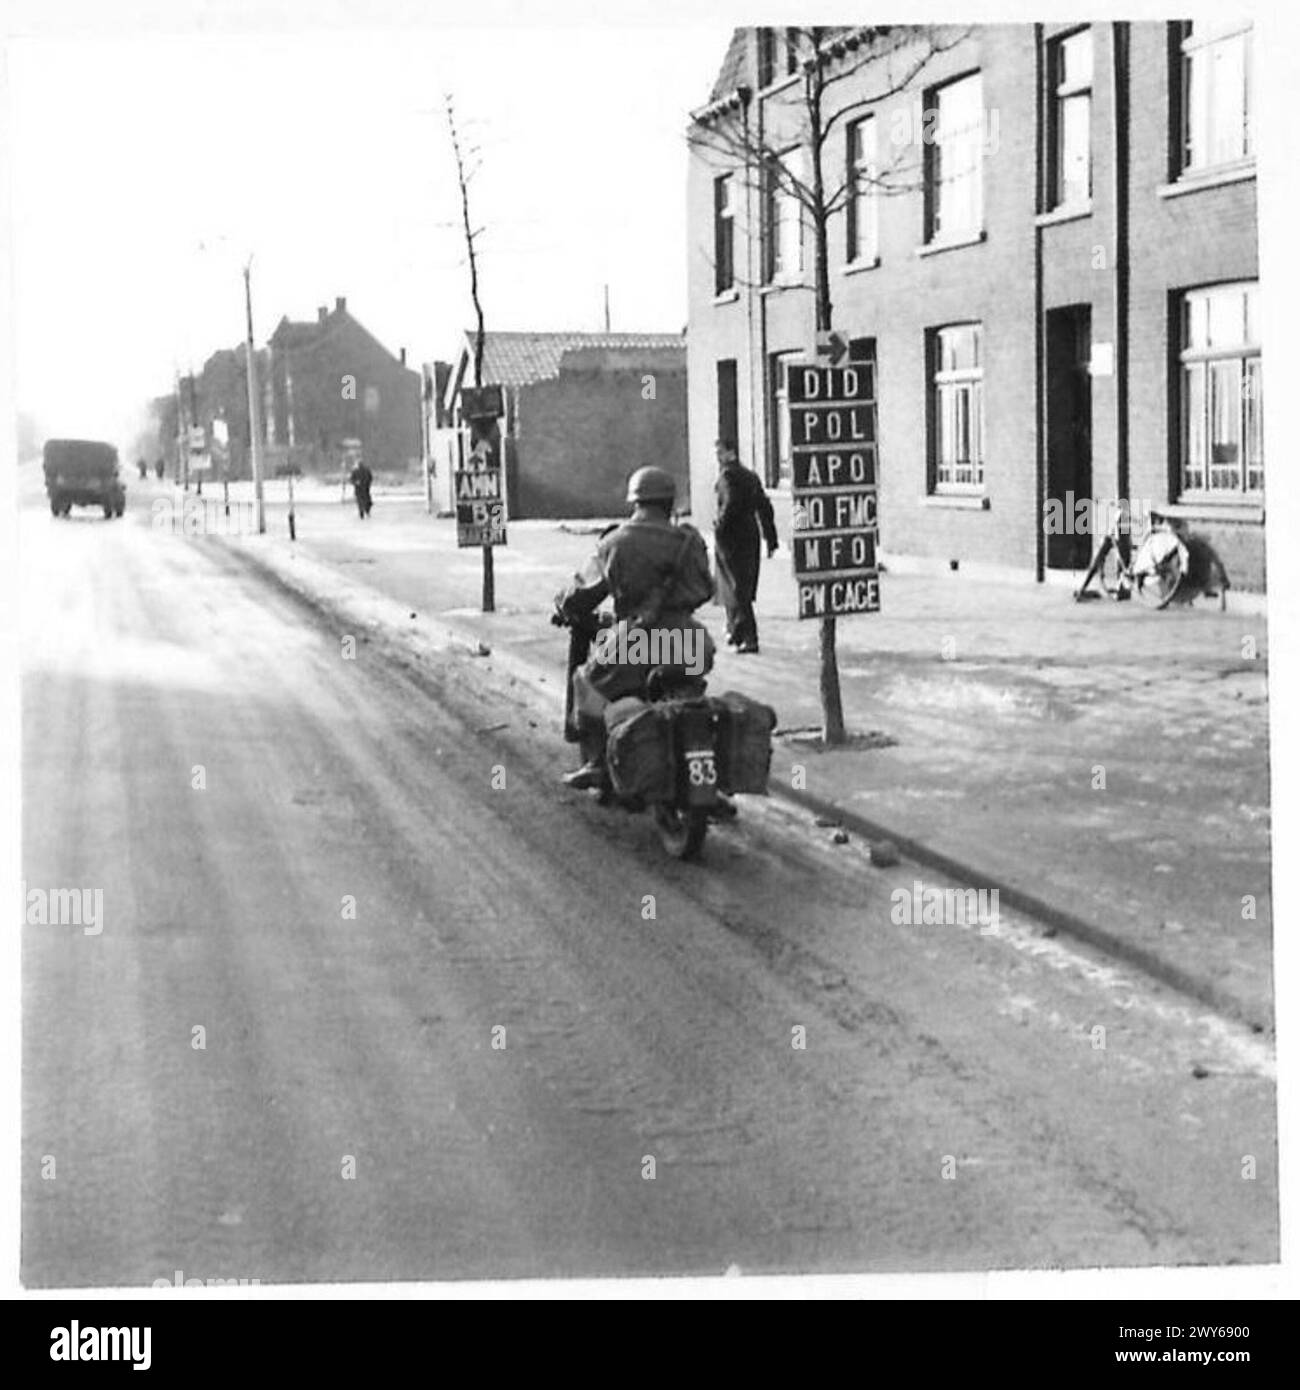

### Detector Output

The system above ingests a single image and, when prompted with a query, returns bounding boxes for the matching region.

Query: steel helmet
[626,465,676,505]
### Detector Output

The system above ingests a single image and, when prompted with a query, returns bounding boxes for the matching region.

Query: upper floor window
[1180,282,1261,497]
[713,175,735,295]
[1048,28,1092,209]
[929,323,984,490]
[764,148,804,283]
[925,73,984,242]
[1180,21,1254,173]
[758,27,799,90]
[846,115,879,265]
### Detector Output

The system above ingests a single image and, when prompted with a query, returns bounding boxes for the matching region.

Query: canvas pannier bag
[605,698,675,803]
[711,691,776,794]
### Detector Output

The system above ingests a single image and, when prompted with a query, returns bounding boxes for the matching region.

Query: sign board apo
[455,412,507,548]
[785,360,880,619]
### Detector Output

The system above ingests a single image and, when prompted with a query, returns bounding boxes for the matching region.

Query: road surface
[21,478,1277,1285]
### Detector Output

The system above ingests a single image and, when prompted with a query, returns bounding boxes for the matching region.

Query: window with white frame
[846,115,879,264]
[764,148,804,282]
[930,323,984,489]
[925,72,984,242]
[768,349,801,486]
[1180,21,1253,174]
[1049,28,1092,208]
[714,174,735,294]
[1180,282,1261,497]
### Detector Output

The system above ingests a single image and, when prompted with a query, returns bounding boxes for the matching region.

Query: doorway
[1045,305,1092,569]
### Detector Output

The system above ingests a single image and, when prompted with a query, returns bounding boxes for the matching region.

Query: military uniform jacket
[558,513,714,625]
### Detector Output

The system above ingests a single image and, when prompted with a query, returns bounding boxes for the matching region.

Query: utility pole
[188,370,202,496]
[243,259,266,535]
[422,366,435,515]
[603,283,611,332]
[173,372,185,486]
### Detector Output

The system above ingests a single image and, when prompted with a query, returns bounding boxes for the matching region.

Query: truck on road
[43,439,126,519]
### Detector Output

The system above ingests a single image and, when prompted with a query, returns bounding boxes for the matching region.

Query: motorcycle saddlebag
[605,699,675,804]
[711,690,777,795]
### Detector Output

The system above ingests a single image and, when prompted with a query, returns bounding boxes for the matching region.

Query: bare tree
[445,93,497,611]
[446,94,487,389]
[689,25,970,744]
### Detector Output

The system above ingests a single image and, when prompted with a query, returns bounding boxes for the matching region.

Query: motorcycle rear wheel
[652,804,709,860]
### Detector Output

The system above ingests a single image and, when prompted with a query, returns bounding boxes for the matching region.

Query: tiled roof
[463,331,686,389]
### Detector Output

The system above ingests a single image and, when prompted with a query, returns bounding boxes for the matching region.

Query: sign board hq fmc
[455,385,507,549]
[786,361,880,619]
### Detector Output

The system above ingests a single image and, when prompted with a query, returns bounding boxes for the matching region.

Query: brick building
[266,296,422,476]
[439,331,690,519]
[687,23,1263,589]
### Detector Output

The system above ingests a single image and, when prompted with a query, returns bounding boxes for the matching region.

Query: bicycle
[1073,506,1189,610]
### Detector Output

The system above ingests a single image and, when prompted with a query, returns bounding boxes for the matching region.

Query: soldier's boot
[562,716,609,791]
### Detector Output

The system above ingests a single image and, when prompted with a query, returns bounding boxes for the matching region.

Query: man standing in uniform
[713,438,778,654]
[554,465,714,790]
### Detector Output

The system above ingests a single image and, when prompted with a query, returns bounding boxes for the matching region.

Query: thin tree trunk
[447,96,494,612]
[808,45,847,746]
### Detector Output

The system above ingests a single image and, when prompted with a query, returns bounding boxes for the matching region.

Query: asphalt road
[20,479,1278,1285]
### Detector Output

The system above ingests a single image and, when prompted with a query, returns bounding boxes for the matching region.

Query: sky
[5,19,732,446]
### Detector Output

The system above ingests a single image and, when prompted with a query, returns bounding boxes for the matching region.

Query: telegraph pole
[188,369,202,496]
[173,372,185,486]
[243,259,266,535]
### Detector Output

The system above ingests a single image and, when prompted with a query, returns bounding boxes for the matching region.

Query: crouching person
[555,466,715,790]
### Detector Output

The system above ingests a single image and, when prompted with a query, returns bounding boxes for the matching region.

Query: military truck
[43,439,126,519]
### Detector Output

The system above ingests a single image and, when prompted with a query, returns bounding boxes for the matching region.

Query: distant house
[439,330,689,519]
[195,344,266,480]
[265,296,421,476]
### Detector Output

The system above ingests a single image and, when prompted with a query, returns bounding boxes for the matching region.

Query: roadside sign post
[457,384,507,613]
[786,360,880,620]
[188,425,210,498]
[211,417,230,517]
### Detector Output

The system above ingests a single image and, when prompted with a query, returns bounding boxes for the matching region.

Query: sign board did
[785,360,880,620]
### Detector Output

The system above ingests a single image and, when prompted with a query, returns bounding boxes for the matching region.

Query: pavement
[164,476,1273,1029]
[20,472,1279,1282]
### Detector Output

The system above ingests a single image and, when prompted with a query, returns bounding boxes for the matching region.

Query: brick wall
[513,346,689,519]
[687,22,1265,589]
[1126,23,1262,590]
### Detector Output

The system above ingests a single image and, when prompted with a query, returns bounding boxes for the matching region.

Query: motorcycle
[552,606,770,861]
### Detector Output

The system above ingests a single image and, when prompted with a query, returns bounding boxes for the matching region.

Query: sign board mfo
[787,360,880,620]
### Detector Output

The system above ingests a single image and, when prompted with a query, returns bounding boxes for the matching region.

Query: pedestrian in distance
[154,458,164,480]
[349,458,373,519]
[713,438,777,654]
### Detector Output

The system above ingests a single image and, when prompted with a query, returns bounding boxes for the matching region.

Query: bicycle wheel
[1131,535,1185,610]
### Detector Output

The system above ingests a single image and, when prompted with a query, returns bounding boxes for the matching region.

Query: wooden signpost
[786,361,880,619]
[456,384,507,611]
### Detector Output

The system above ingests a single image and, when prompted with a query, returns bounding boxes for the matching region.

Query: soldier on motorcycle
[554,465,715,790]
